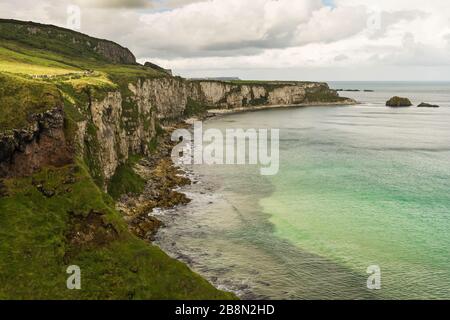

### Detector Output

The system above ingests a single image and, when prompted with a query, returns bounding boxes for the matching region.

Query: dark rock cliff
[0,107,73,177]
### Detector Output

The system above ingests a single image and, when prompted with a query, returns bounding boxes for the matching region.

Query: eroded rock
[386,96,412,107]
[418,102,440,108]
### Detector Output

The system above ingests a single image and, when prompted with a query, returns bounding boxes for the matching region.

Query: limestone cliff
[0,19,354,191]
[69,77,353,189]
[187,80,351,110]
[0,75,352,188]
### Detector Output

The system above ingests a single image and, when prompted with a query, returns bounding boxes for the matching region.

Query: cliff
[70,77,353,186]
[0,20,353,300]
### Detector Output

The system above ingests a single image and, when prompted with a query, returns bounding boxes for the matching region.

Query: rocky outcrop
[94,41,136,64]
[144,62,173,76]
[0,107,73,177]
[386,96,412,107]
[418,102,440,108]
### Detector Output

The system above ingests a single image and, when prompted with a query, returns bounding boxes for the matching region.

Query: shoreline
[116,100,358,295]
[206,99,358,115]
[118,100,358,239]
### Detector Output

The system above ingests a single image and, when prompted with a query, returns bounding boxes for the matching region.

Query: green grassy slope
[0,34,164,132]
[0,19,136,64]
[0,20,235,300]
[0,161,235,299]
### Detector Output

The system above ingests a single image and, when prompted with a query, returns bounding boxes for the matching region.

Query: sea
[154,82,450,300]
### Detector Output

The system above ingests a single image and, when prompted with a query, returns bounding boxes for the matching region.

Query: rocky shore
[115,97,357,244]
[116,122,193,242]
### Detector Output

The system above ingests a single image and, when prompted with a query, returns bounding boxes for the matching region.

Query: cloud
[334,54,348,61]
[2,0,450,80]
[74,0,152,8]
[136,0,367,58]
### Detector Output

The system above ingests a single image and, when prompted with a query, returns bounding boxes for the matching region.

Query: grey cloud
[334,54,348,61]
[74,0,152,8]
[160,0,207,8]
[368,10,427,39]
[376,33,450,67]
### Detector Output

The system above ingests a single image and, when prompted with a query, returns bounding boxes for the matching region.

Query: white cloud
[1,0,450,79]
[137,0,367,57]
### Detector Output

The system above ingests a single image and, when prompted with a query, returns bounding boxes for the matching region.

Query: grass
[0,161,236,299]
[0,35,164,133]
[304,85,347,103]
[107,155,146,200]
[0,45,79,75]
[184,97,208,117]
[0,73,62,131]
[0,19,134,64]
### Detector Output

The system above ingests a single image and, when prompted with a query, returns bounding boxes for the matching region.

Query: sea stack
[386,96,412,107]
[417,102,440,108]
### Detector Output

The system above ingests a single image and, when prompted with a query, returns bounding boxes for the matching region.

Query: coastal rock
[417,102,440,108]
[93,41,136,64]
[386,96,412,107]
[0,107,72,178]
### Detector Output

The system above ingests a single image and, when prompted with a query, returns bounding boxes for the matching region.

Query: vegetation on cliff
[0,73,62,130]
[0,20,235,300]
[0,160,234,299]
[0,19,136,64]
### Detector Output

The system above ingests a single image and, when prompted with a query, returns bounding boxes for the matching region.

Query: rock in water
[417,102,440,108]
[386,96,412,107]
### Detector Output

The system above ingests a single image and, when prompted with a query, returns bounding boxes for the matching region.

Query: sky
[1,0,450,81]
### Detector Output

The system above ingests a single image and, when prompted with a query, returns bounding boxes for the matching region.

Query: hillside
[0,19,136,64]
[0,19,234,300]
[0,19,350,299]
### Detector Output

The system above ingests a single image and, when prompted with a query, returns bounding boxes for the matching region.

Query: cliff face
[0,106,73,177]
[93,41,136,64]
[69,78,352,188]
[0,20,353,188]
[0,75,351,188]
[187,80,350,110]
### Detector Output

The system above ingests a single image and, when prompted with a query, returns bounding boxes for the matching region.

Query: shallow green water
[155,84,450,299]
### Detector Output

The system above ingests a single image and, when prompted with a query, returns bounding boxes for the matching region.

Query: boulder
[386,96,412,107]
[417,102,440,108]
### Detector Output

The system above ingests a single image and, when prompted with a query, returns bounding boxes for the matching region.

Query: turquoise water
[155,82,450,299]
